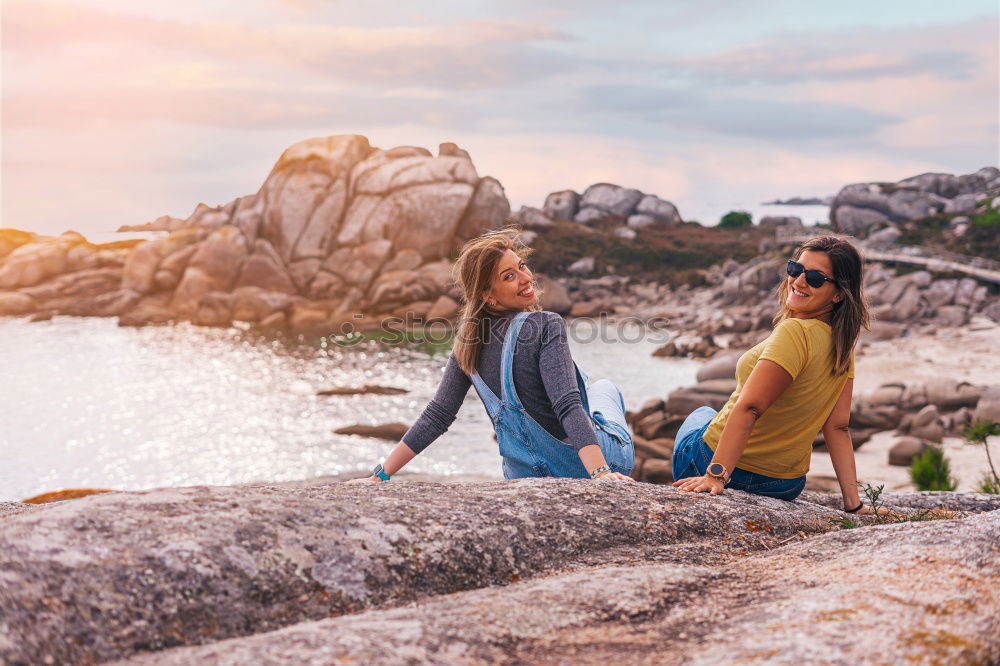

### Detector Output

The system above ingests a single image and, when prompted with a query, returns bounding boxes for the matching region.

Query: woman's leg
[586,379,628,431]
[727,468,807,501]
[671,406,718,481]
[586,379,634,474]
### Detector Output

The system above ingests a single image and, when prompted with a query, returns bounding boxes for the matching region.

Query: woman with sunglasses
[671,236,878,514]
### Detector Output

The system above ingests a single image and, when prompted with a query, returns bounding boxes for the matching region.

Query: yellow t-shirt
[703,318,854,479]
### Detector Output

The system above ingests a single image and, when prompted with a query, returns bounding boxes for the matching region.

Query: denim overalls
[468,311,635,479]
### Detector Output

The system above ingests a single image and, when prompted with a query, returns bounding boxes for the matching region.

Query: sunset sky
[2,0,998,236]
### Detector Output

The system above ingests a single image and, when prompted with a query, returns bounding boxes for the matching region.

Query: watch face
[708,463,725,476]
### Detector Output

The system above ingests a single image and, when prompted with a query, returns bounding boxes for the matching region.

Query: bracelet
[844,501,863,513]
[590,465,612,479]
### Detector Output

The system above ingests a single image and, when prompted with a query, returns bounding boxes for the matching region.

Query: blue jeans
[671,406,806,501]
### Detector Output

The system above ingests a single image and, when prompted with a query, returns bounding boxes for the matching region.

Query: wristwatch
[372,464,391,482]
[706,462,730,484]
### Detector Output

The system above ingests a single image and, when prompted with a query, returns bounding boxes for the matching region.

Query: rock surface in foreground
[1,481,839,664]
[119,509,1000,666]
[1,482,998,665]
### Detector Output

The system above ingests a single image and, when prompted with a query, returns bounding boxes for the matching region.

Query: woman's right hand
[593,471,634,482]
[346,475,384,485]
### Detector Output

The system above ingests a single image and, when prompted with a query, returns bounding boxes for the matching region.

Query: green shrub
[894,208,1000,258]
[718,211,752,229]
[909,446,957,491]
[964,420,1000,493]
[975,472,1000,494]
[972,207,1000,229]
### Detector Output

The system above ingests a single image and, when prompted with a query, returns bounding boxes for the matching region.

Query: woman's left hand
[672,474,725,495]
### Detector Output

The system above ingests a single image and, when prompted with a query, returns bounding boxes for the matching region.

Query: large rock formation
[515,183,683,229]
[684,254,1000,334]
[0,482,997,665]
[0,136,509,330]
[831,167,1000,237]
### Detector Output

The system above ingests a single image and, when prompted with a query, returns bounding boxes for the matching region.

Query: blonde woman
[672,236,882,514]
[353,227,634,483]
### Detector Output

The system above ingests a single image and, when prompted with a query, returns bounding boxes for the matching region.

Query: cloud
[663,19,992,85]
[673,48,975,84]
[2,0,995,237]
[2,87,484,131]
[579,85,898,142]
[567,17,995,153]
[2,2,576,90]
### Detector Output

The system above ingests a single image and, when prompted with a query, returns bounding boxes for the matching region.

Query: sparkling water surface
[0,317,697,501]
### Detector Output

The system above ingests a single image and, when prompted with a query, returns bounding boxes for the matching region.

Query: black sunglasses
[786,260,837,288]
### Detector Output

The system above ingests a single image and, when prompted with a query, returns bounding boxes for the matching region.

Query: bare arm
[823,379,863,510]
[575,444,630,481]
[346,439,424,484]
[348,353,468,483]
[382,440,418,476]
[673,359,793,494]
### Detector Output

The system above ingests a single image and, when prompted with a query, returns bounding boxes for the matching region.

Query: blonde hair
[452,226,540,374]
[773,235,871,376]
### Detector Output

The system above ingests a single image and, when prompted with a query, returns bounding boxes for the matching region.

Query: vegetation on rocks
[718,210,753,229]
[976,472,1000,494]
[528,219,767,285]
[832,482,963,529]
[965,420,1000,494]
[910,446,958,491]
[895,207,1000,258]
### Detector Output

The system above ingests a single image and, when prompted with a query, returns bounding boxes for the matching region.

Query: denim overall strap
[574,363,590,413]
[499,312,532,408]
[468,372,502,421]
[499,313,597,431]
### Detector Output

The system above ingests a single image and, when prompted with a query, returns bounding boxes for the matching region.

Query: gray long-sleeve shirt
[402,310,598,454]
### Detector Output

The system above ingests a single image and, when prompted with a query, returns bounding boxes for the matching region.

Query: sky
[2,0,998,236]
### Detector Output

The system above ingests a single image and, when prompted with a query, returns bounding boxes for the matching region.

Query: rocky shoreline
[4,134,1000,664]
[2,137,999,500]
[2,136,996,341]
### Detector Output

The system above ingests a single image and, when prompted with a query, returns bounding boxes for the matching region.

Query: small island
[761,196,833,206]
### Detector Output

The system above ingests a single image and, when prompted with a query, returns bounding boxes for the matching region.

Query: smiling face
[785,249,843,320]
[483,249,538,311]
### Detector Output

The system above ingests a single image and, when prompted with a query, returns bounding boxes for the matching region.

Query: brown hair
[773,235,870,376]
[452,226,541,374]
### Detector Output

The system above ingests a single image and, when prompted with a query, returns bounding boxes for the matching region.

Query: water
[0,317,697,501]
[679,201,830,227]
